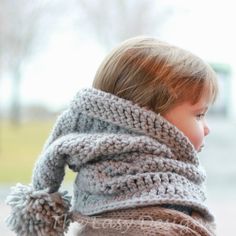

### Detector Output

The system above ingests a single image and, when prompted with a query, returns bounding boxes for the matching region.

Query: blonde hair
[93,36,218,114]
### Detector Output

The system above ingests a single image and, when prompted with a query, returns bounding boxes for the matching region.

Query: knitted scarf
[6,88,215,236]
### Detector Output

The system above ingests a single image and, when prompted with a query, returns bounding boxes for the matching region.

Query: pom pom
[5,183,72,236]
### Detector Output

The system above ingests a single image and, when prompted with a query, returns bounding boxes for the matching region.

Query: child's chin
[197,144,205,153]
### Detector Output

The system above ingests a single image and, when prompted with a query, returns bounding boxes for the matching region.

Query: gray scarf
[6,88,214,236]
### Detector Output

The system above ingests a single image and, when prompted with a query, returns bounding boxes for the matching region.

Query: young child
[6,36,218,236]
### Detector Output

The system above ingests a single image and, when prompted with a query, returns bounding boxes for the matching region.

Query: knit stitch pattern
[31,88,213,221]
[74,205,216,236]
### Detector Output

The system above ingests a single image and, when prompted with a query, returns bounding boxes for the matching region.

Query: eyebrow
[195,106,209,113]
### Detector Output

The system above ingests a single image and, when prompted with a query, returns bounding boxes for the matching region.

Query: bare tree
[0,1,45,124]
[0,0,66,124]
[75,0,173,49]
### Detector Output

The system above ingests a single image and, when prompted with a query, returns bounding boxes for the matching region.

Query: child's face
[163,96,210,152]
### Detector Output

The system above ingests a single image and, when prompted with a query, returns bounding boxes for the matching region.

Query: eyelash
[196,113,205,120]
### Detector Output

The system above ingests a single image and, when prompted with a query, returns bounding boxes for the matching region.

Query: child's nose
[204,124,210,136]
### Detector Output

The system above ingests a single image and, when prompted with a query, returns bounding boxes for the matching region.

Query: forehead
[191,94,210,110]
[200,86,214,103]
[189,80,216,106]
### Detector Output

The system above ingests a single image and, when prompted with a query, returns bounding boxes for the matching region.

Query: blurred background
[0,0,235,235]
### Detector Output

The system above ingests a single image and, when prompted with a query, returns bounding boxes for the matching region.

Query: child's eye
[196,113,205,120]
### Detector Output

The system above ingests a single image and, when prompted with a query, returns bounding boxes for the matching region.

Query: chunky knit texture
[6,88,214,235]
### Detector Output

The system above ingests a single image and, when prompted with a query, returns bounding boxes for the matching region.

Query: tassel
[5,183,72,236]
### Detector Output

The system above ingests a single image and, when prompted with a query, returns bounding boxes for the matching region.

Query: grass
[0,120,76,184]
